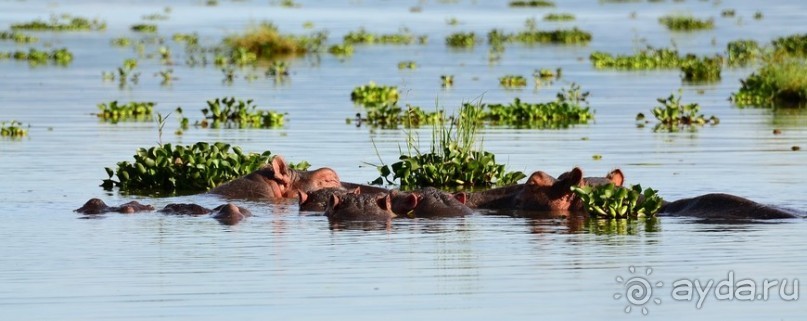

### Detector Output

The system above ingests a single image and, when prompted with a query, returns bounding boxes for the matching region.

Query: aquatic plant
[131,24,158,33]
[266,61,289,77]
[753,11,764,20]
[102,58,140,87]
[353,104,445,129]
[771,34,807,58]
[224,22,326,60]
[445,32,476,48]
[343,28,422,45]
[731,60,807,108]
[499,75,527,88]
[509,0,555,7]
[471,83,594,128]
[648,91,719,132]
[590,47,682,69]
[350,82,399,107]
[3,48,73,65]
[441,75,454,88]
[680,55,722,82]
[0,31,38,43]
[101,142,277,194]
[199,97,285,128]
[372,104,525,189]
[543,13,575,21]
[726,39,760,66]
[658,14,714,31]
[572,184,664,219]
[0,120,28,138]
[397,60,417,69]
[97,101,155,122]
[510,27,592,44]
[720,9,736,18]
[10,15,106,31]
[327,43,354,56]
[110,37,132,47]
[172,33,199,46]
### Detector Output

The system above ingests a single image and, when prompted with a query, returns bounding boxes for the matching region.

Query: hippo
[389,187,473,218]
[298,187,359,212]
[324,191,396,221]
[465,168,624,211]
[159,202,252,225]
[658,193,801,220]
[208,155,342,200]
[75,198,154,214]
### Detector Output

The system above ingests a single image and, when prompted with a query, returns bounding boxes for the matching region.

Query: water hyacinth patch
[658,14,714,31]
[731,60,807,108]
[1,120,29,138]
[544,13,575,21]
[343,28,425,45]
[131,24,158,33]
[350,82,399,107]
[468,83,594,128]
[572,183,664,219]
[10,15,106,31]
[680,55,722,82]
[327,43,354,56]
[509,0,555,7]
[771,34,807,58]
[96,101,155,122]
[646,91,719,132]
[0,31,38,43]
[101,142,275,195]
[446,32,476,48]
[199,97,285,128]
[499,75,527,88]
[590,47,682,69]
[352,104,445,129]
[397,61,417,69]
[1,48,73,66]
[726,39,760,66]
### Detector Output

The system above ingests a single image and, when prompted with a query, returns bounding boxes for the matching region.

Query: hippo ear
[350,186,361,194]
[526,171,556,187]
[327,193,340,210]
[298,190,308,205]
[453,192,468,204]
[402,193,419,211]
[271,155,291,185]
[377,194,393,211]
[606,169,625,187]
[558,167,583,189]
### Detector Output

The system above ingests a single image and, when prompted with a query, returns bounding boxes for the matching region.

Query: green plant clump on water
[499,75,528,88]
[0,31,38,43]
[343,28,425,45]
[466,83,594,128]
[726,39,760,66]
[680,55,722,82]
[198,97,285,128]
[10,15,106,31]
[771,34,807,58]
[731,60,807,108]
[590,47,682,69]
[645,91,719,132]
[544,13,575,21]
[509,0,555,7]
[354,104,445,129]
[97,101,155,122]
[327,43,354,56]
[397,60,416,69]
[131,23,158,33]
[372,105,526,189]
[658,14,714,31]
[1,48,73,65]
[224,22,326,60]
[446,32,476,48]
[572,183,664,219]
[350,82,399,107]
[101,142,276,195]
[510,28,592,44]
[1,120,28,138]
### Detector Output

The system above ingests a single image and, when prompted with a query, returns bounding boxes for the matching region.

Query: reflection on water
[0,0,806,320]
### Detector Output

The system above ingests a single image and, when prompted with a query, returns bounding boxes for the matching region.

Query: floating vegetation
[343,28,425,45]
[141,13,170,21]
[199,97,285,128]
[509,0,556,7]
[371,104,525,189]
[488,27,592,45]
[445,32,476,48]
[224,22,326,60]
[753,11,764,20]
[731,60,807,108]
[441,75,454,88]
[131,24,158,33]
[645,91,719,132]
[351,104,445,129]
[10,15,106,31]
[533,68,561,84]
[266,61,289,77]
[499,75,527,88]
[0,48,73,66]
[726,39,760,66]
[0,31,38,43]
[720,9,736,18]
[101,142,276,195]
[350,82,399,107]
[102,58,140,87]
[397,60,416,69]
[543,13,575,21]
[680,55,722,82]
[572,184,664,219]
[659,14,714,31]
[110,37,132,47]
[96,101,155,122]
[1,120,28,138]
[327,43,354,56]
[466,84,594,128]
[172,33,199,46]
[772,34,807,58]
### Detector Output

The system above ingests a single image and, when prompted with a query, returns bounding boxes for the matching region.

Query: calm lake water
[0,0,805,319]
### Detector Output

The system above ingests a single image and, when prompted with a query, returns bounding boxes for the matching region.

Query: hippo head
[270,156,342,198]
[298,187,358,212]
[390,187,472,218]
[324,191,396,221]
[513,167,584,211]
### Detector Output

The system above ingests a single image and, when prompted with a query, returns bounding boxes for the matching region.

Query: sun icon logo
[614,266,664,315]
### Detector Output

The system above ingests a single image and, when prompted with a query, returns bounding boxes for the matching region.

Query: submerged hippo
[324,191,396,221]
[658,193,801,220]
[298,187,358,212]
[465,168,624,211]
[75,198,154,214]
[389,187,473,218]
[160,202,252,225]
[208,155,342,200]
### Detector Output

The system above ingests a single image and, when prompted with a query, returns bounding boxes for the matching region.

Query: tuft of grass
[659,14,714,31]
[224,22,326,60]
[731,60,807,108]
